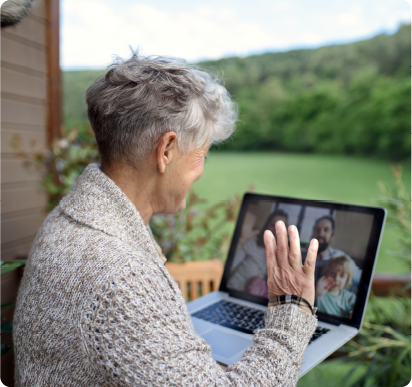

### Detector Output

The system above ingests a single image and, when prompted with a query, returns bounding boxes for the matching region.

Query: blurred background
[1,0,411,386]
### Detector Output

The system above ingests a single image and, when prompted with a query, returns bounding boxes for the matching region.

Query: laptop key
[309,326,331,344]
[220,322,254,335]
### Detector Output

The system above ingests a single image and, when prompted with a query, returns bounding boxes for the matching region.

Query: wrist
[297,303,313,315]
[268,295,317,315]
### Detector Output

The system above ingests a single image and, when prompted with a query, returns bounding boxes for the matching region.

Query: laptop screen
[220,193,386,329]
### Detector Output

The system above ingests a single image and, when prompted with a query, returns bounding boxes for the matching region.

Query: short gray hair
[85,51,238,166]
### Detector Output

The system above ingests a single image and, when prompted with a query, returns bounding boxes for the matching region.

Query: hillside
[63,24,411,159]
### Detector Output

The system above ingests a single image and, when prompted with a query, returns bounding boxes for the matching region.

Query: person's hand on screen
[264,221,318,306]
[315,276,333,297]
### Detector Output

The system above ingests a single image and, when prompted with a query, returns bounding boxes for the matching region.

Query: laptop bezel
[219,192,387,331]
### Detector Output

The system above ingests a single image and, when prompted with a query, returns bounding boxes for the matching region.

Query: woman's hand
[315,276,333,297]
[264,221,318,306]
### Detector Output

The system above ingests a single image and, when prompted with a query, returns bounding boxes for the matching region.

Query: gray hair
[85,51,238,166]
[1,0,35,28]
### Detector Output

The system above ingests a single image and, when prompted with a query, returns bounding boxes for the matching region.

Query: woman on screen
[227,209,288,297]
[315,254,356,319]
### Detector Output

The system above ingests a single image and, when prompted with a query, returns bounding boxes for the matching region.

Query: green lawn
[192,151,411,274]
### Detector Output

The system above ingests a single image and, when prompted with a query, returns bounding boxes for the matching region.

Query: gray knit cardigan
[13,164,317,386]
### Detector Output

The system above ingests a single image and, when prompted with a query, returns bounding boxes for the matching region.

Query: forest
[63,23,411,160]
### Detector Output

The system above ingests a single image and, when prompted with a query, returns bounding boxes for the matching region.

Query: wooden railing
[165,261,411,302]
[370,273,411,296]
[165,260,224,302]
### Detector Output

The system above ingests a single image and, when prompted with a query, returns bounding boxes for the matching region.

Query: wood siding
[1,0,54,384]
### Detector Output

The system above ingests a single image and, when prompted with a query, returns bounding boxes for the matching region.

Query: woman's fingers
[264,230,277,276]
[302,238,318,278]
[288,225,302,269]
[275,221,289,268]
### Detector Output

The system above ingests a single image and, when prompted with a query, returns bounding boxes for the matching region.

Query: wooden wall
[1,0,53,384]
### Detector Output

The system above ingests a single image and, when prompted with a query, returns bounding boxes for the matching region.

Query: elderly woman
[13,53,319,386]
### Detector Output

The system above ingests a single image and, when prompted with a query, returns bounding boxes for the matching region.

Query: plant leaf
[1,342,12,355]
[0,260,26,274]
[1,321,13,333]
[403,282,412,292]
[1,302,13,311]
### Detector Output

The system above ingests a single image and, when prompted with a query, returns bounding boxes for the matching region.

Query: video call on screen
[226,200,374,320]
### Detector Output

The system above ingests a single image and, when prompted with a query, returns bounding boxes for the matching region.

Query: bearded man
[302,216,361,294]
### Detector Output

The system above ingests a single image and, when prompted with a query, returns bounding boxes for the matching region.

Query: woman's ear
[157,132,178,173]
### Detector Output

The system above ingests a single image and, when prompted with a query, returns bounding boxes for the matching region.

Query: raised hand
[264,221,318,306]
[315,276,333,297]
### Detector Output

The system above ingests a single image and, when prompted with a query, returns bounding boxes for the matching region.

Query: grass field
[191,152,410,386]
[191,151,411,274]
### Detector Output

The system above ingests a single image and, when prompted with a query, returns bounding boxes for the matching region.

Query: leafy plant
[7,127,97,355]
[342,165,411,387]
[150,191,241,262]
[12,125,99,212]
[1,260,26,355]
[377,165,411,271]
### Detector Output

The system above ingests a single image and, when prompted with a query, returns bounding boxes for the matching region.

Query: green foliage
[4,127,99,355]
[150,191,241,262]
[12,126,99,211]
[1,321,13,333]
[1,303,13,311]
[344,301,411,387]
[0,260,26,274]
[62,25,410,159]
[1,262,26,355]
[377,166,411,270]
[63,69,104,131]
[341,165,411,387]
[1,342,12,356]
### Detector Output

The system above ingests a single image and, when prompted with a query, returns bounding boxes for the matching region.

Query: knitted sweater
[13,164,317,386]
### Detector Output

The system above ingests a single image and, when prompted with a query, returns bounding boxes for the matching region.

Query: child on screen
[315,255,356,319]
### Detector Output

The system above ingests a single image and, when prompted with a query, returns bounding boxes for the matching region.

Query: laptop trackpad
[202,329,251,358]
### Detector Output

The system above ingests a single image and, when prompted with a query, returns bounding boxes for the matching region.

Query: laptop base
[188,291,358,374]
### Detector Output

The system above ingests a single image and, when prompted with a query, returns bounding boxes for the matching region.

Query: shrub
[1,260,26,355]
[150,191,241,262]
[343,165,411,387]
[11,125,99,211]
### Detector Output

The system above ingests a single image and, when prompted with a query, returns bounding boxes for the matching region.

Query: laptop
[187,193,386,376]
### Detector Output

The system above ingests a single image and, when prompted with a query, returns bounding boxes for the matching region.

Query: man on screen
[302,216,361,288]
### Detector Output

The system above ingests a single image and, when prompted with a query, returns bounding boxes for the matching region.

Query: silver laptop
[187,193,386,376]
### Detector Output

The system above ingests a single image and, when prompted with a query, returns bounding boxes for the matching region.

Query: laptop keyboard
[192,300,331,341]
[192,300,265,334]
[309,326,331,344]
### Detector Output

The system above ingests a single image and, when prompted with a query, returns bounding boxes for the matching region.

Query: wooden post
[46,0,61,145]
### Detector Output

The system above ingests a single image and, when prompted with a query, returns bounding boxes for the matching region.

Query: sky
[61,0,411,70]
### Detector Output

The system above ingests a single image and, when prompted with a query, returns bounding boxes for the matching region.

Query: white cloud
[299,32,323,45]
[61,0,411,69]
[61,1,277,68]
[268,0,293,11]
[338,12,362,26]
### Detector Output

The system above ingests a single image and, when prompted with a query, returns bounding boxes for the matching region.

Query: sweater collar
[59,164,166,265]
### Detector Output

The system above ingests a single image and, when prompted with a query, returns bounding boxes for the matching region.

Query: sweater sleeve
[77,256,317,387]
